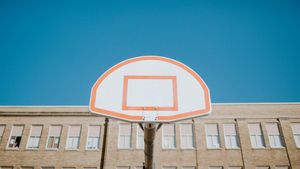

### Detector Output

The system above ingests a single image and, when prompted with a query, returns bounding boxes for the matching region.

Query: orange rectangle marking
[122,75,178,111]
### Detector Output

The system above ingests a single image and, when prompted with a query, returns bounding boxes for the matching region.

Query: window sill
[65,149,79,151]
[162,148,177,151]
[25,148,39,151]
[5,148,20,151]
[251,147,266,150]
[206,148,222,150]
[180,148,195,150]
[45,148,59,151]
[225,147,240,150]
[85,149,100,151]
[117,148,133,150]
[269,147,285,149]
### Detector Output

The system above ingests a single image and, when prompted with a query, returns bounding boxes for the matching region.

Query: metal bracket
[143,112,157,122]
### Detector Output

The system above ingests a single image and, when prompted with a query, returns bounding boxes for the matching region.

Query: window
[180,124,194,148]
[67,125,81,149]
[162,124,176,149]
[87,125,101,150]
[209,167,223,169]
[8,125,24,148]
[223,124,239,148]
[182,167,196,169]
[248,123,265,148]
[205,124,220,148]
[256,167,269,169]
[47,125,62,149]
[136,125,144,149]
[118,123,132,148]
[266,123,283,148]
[27,125,42,149]
[291,123,300,148]
[275,166,289,169]
[228,167,242,169]
[0,125,5,143]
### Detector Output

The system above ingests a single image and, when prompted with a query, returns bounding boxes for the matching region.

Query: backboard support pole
[144,122,156,169]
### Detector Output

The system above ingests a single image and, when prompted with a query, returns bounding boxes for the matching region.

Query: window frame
[180,123,195,149]
[86,125,101,150]
[291,123,300,148]
[205,124,221,149]
[26,125,43,150]
[266,123,284,148]
[6,125,24,149]
[136,125,144,149]
[46,125,62,150]
[66,125,81,150]
[118,123,132,149]
[162,124,176,149]
[223,123,240,149]
[248,123,265,149]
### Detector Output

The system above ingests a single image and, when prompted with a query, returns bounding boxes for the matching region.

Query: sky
[0,0,299,105]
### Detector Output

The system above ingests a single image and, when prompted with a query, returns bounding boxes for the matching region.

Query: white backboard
[89,56,211,122]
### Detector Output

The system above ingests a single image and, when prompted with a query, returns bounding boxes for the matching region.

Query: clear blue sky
[0,0,299,105]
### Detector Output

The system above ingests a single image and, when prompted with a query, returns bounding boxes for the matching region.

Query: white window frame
[180,123,194,149]
[162,124,176,149]
[136,125,144,149]
[46,125,62,150]
[26,125,43,149]
[118,123,132,149]
[223,123,240,149]
[205,124,220,149]
[291,123,300,148]
[7,125,24,149]
[86,125,101,150]
[66,125,81,150]
[266,123,284,148]
[248,123,265,148]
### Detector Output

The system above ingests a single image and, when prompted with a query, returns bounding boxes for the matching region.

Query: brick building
[0,103,299,169]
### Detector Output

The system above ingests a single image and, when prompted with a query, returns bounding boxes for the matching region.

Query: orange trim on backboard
[122,75,178,111]
[89,56,211,122]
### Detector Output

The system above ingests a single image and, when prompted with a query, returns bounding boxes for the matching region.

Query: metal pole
[144,122,156,169]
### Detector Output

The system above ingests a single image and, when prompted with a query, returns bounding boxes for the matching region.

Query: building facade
[0,104,299,169]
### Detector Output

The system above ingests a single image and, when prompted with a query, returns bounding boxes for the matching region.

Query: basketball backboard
[89,56,211,122]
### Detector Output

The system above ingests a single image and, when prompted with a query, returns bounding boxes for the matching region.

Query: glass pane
[266,123,280,135]
[89,126,101,137]
[12,126,24,136]
[31,126,42,136]
[69,126,81,137]
[248,124,262,134]
[50,126,62,137]
[206,124,218,135]
[164,124,175,136]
